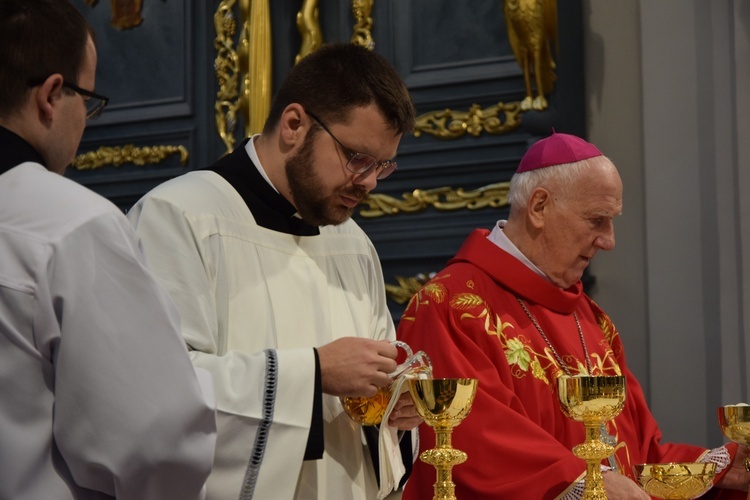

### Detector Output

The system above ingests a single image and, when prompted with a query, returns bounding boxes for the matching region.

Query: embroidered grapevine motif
[402,276,622,383]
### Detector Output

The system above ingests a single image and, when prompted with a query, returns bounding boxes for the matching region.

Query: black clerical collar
[205,139,320,236]
[0,126,46,176]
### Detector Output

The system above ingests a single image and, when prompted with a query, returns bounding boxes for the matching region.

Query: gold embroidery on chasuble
[406,279,623,385]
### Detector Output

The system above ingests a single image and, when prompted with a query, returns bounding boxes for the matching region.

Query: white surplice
[0,162,217,499]
[128,169,397,499]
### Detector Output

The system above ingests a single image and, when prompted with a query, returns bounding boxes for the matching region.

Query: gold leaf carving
[72,145,189,170]
[413,102,522,139]
[358,182,510,218]
[385,273,435,304]
[351,0,374,50]
[296,0,323,63]
[214,0,272,151]
[213,0,241,152]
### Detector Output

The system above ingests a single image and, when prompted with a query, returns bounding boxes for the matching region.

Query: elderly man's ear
[528,187,552,228]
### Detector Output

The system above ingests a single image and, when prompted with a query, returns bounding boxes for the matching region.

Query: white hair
[508,156,613,217]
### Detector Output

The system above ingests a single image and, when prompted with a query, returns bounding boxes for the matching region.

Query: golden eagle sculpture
[503,0,558,111]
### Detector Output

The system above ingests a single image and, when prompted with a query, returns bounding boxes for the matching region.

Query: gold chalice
[558,375,626,500]
[718,404,750,499]
[409,378,478,500]
[633,462,716,499]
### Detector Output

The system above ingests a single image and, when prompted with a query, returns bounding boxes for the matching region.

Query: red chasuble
[398,229,739,499]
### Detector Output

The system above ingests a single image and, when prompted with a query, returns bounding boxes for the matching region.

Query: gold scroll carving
[351,0,375,50]
[72,144,189,170]
[385,273,435,304]
[358,182,510,218]
[413,102,522,140]
[214,0,272,153]
[296,0,323,63]
[214,1,241,152]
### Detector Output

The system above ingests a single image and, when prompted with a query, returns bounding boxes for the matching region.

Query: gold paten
[295,0,323,64]
[558,375,626,500]
[503,0,558,111]
[633,462,716,499]
[409,378,478,500]
[351,0,375,50]
[358,182,509,218]
[72,144,189,170]
[413,102,522,139]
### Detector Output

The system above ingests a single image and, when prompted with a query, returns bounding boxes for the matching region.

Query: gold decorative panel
[414,102,522,140]
[358,182,510,218]
[72,145,188,170]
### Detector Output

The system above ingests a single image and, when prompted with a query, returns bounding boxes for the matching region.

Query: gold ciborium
[409,378,478,500]
[558,375,626,500]
[718,404,750,500]
[633,462,716,499]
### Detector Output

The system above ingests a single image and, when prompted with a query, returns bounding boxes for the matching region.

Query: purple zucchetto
[516,131,603,173]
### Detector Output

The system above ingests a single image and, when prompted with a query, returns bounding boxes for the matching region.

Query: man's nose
[355,170,378,192]
[595,228,616,251]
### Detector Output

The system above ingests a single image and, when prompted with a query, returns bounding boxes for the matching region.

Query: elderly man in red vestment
[397,132,750,499]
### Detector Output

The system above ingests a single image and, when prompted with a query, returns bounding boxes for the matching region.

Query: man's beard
[285,132,366,226]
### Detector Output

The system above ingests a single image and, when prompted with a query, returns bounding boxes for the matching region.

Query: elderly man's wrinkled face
[537,158,623,288]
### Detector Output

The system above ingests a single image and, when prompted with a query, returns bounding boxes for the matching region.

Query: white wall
[584,0,750,447]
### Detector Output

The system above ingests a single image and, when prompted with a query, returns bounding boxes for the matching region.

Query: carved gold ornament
[214,0,272,153]
[72,144,189,170]
[358,182,510,218]
[296,0,323,63]
[214,1,241,152]
[85,0,144,30]
[503,0,558,111]
[385,273,436,304]
[351,0,375,50]
[239,0,272,136]
[413,102,522,139]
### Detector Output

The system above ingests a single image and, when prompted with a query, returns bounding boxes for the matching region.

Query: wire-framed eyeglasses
[28,78,109,120]
[306,111,397,180]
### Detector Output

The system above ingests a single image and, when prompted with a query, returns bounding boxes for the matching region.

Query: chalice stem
[577,424,611,500]
[582,459,607,500]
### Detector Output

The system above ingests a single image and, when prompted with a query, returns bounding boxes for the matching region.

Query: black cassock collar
[0,126,46,176]
[205,138,320,236]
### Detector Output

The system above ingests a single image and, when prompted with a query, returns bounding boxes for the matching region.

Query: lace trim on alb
[238,349,278,500]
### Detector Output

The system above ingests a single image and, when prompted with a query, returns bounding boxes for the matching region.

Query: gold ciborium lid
[718,404,750,444]
[409,378,478,429]
[558,375,626,425]
[633,462,716,499]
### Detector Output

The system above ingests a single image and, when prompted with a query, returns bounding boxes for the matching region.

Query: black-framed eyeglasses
[306,111,397,180]
[28,78,109,120]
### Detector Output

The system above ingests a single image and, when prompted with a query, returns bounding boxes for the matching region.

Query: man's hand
[716,444,750,491]
[317,338,397,397]
[602,471,650,499]
[387,391,423,431]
